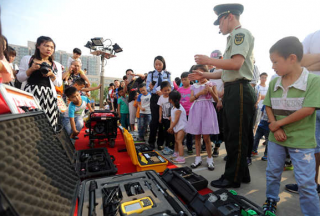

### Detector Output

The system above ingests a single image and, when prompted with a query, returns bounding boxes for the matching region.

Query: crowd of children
[3,14,320,215]
[110,55,276,173]
[113,59,225,171]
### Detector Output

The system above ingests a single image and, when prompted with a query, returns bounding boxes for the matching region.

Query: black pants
[113,99,118,112]
[223,81,256,183]
[148,94,164,147]
[186,115,193,151]
[162,119,175,149]
[247,111,255,158]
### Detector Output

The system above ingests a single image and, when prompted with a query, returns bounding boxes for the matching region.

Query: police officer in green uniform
[190,3,256,188]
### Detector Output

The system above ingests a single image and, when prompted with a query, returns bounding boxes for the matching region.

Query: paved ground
[155,139,319,216]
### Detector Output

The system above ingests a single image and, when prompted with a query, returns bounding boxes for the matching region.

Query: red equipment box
[85,110,119,148]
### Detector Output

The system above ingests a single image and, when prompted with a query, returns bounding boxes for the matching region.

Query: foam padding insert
[0,112,79,216]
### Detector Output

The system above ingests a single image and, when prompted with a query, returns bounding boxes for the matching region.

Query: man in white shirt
[253,73,268,134]
[285,30,320,194]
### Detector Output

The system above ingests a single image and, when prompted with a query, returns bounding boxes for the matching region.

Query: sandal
[191,161,202,169]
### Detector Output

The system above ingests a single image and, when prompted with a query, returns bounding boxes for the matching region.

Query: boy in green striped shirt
[262,36,320,215]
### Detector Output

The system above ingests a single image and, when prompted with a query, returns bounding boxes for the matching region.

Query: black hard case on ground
[206,189,264,216]
[162,168,220,216]
[56,116,118,180]
[0,112,191,216]
[76,148,117,180]
[163,167,208,191]
[78,171,192,216]
[162,168,264,216]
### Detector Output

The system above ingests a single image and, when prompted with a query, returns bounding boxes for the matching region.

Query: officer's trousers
[223,80,256,183]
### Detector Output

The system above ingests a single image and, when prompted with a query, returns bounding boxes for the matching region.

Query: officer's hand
[188,70,204,81]
[156,91,162,96]
[194,54,210,65]
[274,128,287,142]
[269,121,280,132]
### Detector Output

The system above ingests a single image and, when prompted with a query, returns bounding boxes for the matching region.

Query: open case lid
[0,111,79,216]
[119,126,139,165]
[55,123,77,164]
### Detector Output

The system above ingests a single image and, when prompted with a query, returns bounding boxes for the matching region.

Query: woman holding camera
[17,36,62,131]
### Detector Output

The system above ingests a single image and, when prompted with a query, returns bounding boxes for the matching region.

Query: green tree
[90,83,99,103]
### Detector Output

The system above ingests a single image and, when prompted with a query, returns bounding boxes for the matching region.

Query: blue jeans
[266,141,320,216]
[62,116,84,135]
[139,114,151,138]
[315,110,320,154]
[252,126,269,155]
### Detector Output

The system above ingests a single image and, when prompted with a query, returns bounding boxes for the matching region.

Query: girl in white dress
[167,90,187,164]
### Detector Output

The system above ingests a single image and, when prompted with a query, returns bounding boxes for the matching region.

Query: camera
[38,62,51,75]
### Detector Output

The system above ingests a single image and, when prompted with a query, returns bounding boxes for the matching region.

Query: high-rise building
[57,51,72,69]
[54,51,61,63]
[9,44,29,67]
[87,56,100,76]
[80,55,88,72]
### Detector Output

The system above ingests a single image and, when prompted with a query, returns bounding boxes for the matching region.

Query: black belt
[224,79,250,87]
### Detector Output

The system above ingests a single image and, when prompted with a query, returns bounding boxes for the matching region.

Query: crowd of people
[1,2,320,215]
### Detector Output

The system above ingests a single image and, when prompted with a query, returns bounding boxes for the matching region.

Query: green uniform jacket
[222,26,255,83]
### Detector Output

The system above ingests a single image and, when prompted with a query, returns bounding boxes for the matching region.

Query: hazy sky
[2,0,320,81]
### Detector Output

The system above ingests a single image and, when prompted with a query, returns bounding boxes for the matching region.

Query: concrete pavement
[157,140,319,216]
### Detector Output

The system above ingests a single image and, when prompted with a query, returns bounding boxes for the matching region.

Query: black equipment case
[162,168,220,216]
[85,110,118,148]
[205,189,264,216]
[56,114,118,180]
[163,167,208,191]
[76,148,117,180]
[78,171,192,216]
[162,168,264,216]
[0,111,191,216]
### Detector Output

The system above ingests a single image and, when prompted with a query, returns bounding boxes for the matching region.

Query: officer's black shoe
[223,155,228,161]
[242,175,251,183]
[210,175,240,188]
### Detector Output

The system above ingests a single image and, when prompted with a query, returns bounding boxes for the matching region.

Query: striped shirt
[264,68,320,148]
